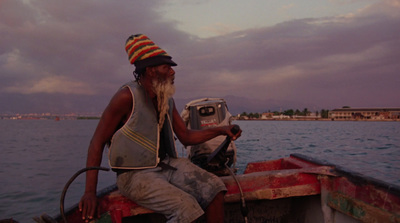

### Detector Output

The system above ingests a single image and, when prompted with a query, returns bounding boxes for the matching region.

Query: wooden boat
[35,153,400,223]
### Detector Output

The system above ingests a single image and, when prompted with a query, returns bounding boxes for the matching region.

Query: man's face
[149,64,176,125]
[151,64,175,85]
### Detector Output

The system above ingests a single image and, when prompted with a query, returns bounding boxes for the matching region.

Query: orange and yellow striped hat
[125,34,177,72]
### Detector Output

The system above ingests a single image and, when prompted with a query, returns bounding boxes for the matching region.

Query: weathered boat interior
[42,153,399,223]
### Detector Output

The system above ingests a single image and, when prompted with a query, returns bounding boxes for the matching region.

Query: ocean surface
[1,119,399,222]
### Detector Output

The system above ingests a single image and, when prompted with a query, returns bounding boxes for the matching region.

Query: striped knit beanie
[125,34,177,73]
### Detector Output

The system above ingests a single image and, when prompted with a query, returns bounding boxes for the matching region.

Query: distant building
[272,114,291,119]
[261,112,274,119]
[329,108,400,120]
[293,112,321,119]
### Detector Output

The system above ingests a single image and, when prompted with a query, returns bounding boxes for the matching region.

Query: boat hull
[41,154,399,223]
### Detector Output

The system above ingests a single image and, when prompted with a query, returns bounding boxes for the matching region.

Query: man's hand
[79,192,99,222]
[226,125,242,141]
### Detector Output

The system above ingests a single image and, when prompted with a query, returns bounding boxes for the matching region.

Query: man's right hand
[79,192,98,222]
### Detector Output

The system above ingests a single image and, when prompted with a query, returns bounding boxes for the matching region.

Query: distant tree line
[239,108,330,119]
[239,112,261,119]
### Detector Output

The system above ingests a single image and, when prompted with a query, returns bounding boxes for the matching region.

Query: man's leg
[117,168,204,223]
[205,191,224,223]
[167,158,227,222]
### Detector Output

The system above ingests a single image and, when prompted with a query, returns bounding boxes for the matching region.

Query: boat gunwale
[291,153,400,197]
[51,153,400,222]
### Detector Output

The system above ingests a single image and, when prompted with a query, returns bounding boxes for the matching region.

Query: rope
[60,166,110,223]
[225,159,248,223]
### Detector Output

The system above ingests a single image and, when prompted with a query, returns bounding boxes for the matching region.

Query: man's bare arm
[79,88,132,221]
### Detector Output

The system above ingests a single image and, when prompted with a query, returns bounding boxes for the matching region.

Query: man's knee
[166,194,204,222]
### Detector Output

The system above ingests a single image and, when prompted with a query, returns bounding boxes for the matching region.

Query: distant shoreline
[235,118,400,122]
[1,116,399,122]
[0,116,101,120]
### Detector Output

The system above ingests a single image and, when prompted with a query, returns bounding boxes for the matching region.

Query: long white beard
[152,76,176,128]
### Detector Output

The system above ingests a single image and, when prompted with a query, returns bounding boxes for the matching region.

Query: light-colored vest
[108,81,177,170]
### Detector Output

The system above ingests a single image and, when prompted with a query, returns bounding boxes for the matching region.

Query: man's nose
[169,68,175,76]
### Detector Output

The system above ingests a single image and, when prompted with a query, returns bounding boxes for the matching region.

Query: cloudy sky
[1,0,399,114]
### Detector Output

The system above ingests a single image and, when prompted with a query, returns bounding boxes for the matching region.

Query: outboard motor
[181,98,237,176]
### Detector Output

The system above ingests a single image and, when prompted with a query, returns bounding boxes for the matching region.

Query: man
[79,34,241,223]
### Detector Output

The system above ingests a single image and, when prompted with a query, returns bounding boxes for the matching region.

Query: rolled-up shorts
[116,156,227,223]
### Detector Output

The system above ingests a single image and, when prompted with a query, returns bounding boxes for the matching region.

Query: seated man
[79,34,241,223]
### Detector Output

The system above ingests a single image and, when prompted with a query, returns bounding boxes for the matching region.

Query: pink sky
[1,0,399,114]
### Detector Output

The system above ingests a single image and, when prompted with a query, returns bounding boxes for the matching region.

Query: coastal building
[261,112,274,119]
[329,108,400,120]
[272,114,291,119]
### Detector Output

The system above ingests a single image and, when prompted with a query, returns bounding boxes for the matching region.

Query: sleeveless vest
[108,81,177,170]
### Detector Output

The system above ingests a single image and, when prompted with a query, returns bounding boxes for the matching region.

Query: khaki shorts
[117,156,227,223]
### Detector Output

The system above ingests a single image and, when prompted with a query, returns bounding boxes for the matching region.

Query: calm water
[0,119,399,222]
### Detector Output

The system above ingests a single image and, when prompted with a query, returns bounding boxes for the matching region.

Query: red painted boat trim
[52,154,400,223]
